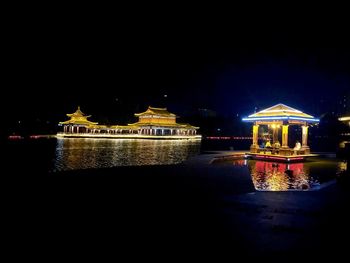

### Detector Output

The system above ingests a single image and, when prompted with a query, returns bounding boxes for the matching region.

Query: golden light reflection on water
[241,160,319,191]
[337,161,348,174]
[53,138,201,171]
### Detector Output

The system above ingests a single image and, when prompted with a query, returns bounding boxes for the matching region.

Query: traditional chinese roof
[59,106,98,125]
[242,103,319,123]
[135,106,176,117]
[66,106,91,118]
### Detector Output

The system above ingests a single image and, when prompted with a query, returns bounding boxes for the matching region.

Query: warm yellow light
[339,116,350,122]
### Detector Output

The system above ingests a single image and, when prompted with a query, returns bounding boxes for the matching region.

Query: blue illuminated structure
[242,116,320,122]
[242,104,320,155]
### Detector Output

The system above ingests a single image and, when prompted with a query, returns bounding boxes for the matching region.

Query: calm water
[230,159,347,191]
[52,138,201,171]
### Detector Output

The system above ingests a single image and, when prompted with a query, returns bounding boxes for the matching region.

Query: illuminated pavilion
[59,106,98,134]
[242,104,320,156]
[58,106,200,139]
[338,115,350,150]
[130,106,198,136]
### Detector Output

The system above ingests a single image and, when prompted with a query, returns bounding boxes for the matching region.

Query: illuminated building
[339,116,350,127]
[58,106,200,140]
[242,104,319,155]
[338,115,350,153]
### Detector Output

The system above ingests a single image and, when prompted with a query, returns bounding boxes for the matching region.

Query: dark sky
[5,17,350,123]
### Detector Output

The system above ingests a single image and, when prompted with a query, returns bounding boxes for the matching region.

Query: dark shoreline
[5,140,350,256]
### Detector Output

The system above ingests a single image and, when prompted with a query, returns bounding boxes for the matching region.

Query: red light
[8,135,23,140]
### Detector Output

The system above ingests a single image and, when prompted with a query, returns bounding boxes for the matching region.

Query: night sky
[5,18,350,128]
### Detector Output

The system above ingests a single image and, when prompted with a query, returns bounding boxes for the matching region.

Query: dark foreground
[5,142,350,259]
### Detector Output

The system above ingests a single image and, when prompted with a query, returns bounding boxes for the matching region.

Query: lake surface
[52,138,201,171]
[5,138,201,172]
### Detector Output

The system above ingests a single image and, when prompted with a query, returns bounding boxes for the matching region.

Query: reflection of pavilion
[243,104,319,157]
[249,161,311,191]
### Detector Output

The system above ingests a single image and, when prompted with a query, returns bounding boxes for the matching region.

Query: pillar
[301,125,310,153]
[272,127,278,144]
[252,124,259,146]
[250,124,259,153]
[77,126,80,133]
[282,125,289,148]
[301,126,308,147]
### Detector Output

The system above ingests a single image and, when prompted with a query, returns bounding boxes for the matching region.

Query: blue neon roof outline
[242,116,320,122]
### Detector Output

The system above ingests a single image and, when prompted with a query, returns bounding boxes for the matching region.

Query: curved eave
[66,114,92,118]
[134,113,176,117]
[177,123,200,129]
[242,116,320,123]
[248,112,314,118]
[59,120,98,125]
[128,122,199,129]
